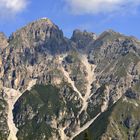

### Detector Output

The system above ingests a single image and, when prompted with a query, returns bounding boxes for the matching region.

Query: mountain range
[0,18,140,140]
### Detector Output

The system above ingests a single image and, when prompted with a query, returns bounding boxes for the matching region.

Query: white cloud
[0,0,28,18]
[65,0,140,15]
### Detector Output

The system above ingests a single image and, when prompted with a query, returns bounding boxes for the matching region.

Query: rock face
[0,18,140,140]
[0,32,8,50]
[9,18,71,54]
[71,29,97,51]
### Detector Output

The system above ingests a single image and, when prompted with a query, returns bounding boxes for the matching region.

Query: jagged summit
[7,17,70,54]
[10,17,59,40]
[71,29,97,40]
[104,29,119,34]
[98,29,120,39]
[71,29,97,51]
[97,29,136,41]
[39,17,53,24]
[33,17,56,28]
[92,29,132,49]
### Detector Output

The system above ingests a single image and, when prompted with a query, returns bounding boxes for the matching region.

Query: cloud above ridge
[0,0,28,18]
[65,0,140,15]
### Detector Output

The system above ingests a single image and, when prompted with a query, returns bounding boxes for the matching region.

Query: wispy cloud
[0,0,28,18]
[65,0,140,15]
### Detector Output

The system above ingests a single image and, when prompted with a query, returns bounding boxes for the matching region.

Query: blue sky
[0,0,140,39]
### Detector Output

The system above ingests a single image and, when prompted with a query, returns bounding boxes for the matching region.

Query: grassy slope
[74,96,140,140]
[13,84,81,140]
[13,85,64,140]
[0,98,8,140]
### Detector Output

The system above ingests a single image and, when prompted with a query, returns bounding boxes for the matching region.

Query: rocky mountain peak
[71,29,97,41]
[71,29,97,51]
[97,29,120,40]
[10,17,62,43]
[7,18,72,54]
[0,32,8,50]
[92,29,129,50]
[39,17,55,26]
